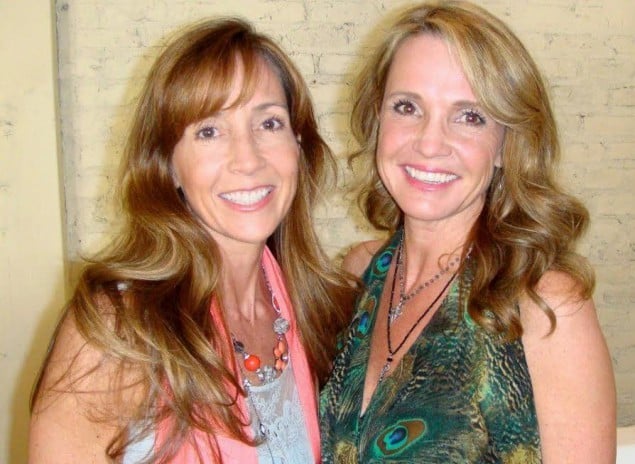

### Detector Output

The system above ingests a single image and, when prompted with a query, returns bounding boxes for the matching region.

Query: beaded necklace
[231,266,290,386]
[377,237,458,383]
[230,266,291,453]
[389,233,460,324]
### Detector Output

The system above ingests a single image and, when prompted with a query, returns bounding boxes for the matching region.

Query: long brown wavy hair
[349,0,594,339]
[31,18,353,462]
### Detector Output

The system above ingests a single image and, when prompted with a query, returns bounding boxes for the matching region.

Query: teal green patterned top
[320,231,541,463]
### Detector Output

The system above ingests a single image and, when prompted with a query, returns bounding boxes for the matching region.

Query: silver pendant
[388,300,404,324]
[377,356,393,383]
[273,316,290,335]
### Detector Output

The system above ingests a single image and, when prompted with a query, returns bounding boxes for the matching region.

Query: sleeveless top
[320,231,542,463]
[123,247,320,463]
[246,359,315,463]
[124,359,314,464]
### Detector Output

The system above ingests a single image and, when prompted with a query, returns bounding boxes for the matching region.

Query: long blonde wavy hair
[349,0,594,339]
[32,18,353,462]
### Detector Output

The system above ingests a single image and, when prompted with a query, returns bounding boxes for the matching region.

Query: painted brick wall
[56,0,635,425]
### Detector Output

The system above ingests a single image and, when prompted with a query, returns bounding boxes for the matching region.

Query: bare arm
[521,271,616,464]
[29,312,137,463]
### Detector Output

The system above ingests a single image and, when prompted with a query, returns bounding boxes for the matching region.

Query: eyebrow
[384,91,482,109]
[384,91,421,101]
[211,101,289,116]
[193,101,289,125]
[451,99,482,109]
[253,102,289,112]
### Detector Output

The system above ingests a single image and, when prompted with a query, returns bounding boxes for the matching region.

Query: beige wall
[0,1,67,463]
[57,0,635,425]
[2,0,634,461]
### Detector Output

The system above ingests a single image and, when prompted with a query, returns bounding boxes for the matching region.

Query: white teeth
[220,187,272,205]
[404,166,457,184]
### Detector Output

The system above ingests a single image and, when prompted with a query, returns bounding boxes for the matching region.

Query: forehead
[386,34,476,100]
[221,57,287,110]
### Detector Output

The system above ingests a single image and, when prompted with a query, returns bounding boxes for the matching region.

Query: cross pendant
[377,356,393,383]
[389,301,404,324]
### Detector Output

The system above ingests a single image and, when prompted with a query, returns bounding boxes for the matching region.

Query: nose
[412,116,451,157]
[228,132,266,174]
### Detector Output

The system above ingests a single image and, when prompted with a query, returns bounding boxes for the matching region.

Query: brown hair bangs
[154,24,284,151]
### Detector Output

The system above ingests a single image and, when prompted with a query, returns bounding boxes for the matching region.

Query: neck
[218,243,267,322]
[401,220,471,288]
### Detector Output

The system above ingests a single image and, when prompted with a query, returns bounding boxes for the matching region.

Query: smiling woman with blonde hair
[320,1,616,462]
[29,18,353,463]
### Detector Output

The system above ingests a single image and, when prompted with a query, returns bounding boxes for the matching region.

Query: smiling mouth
[405,166,457,184]
[219,187,273,206]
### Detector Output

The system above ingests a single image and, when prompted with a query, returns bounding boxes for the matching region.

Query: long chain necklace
[377,241,458,384]
[389,233,460,324]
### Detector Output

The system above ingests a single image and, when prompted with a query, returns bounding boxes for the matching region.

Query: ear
[494,142,503,168]
[295,133,302,144]
[170,163,181,189]
[494,129,505,168]
[494,152,502,168]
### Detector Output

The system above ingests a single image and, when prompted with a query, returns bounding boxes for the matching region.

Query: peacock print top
[320,231,541,463]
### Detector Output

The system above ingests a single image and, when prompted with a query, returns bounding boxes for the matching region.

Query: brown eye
[195,126,218,139]
[459,109,486,126]
[393,99,417,115]
[262,117,284,131]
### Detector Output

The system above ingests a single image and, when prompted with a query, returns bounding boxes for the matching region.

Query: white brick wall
[56,0,635,425]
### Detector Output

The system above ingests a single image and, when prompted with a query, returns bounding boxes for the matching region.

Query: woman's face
[376,34,504,230]
[171,60,299,251]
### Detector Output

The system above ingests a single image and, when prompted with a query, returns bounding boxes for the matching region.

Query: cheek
[466,130,503,168]
[376,126,405,181]
[171,143,203,189]
[377,121,398,153]
[274,149,300,201]
[174,158,223,195]
[376,119,415,163]
[173,159,198,186]
[285,146,301,177]
[375,153,393,193]
[375,125,396,173]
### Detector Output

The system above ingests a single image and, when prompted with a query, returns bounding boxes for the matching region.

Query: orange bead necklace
[231,267,290,385]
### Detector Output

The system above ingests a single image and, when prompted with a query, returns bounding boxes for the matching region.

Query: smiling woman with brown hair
[29,18,353,463]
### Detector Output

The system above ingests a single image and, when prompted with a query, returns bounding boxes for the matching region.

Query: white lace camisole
[123,358,313,463]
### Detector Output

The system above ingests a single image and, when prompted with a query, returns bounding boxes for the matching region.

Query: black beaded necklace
[389,233,460,324]
[377,239,458,383]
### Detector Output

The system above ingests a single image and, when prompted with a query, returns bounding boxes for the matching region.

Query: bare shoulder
[29,302,143,463]
[520,270,588,333]
[520,270,616,463]
[34,295,123,402]
[342,239,385,278]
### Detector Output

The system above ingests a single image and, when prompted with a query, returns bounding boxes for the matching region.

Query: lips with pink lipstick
[219,186,274,207]
[404,166,458,184]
